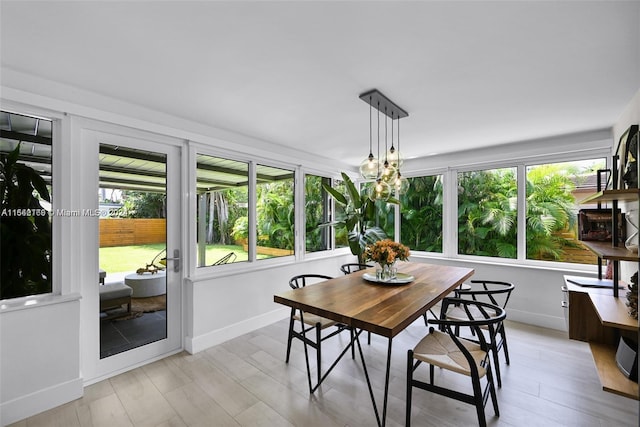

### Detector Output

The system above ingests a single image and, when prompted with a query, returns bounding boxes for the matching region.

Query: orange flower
[364,239,410,266]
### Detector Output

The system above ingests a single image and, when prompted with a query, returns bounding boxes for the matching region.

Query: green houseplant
[0,144,52,299]
[321,172,397,263]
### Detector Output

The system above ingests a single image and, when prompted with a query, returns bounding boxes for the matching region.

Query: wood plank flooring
[10,319,639,426]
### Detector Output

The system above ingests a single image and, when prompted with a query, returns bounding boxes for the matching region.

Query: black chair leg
[501,327,511,365]
[471,375,487,427]
[406,350,414,427]
[492,346,502,388]
[429,364,435,385]
[487,365,500,417]
[315,324,322,386]
[285,311,295,363]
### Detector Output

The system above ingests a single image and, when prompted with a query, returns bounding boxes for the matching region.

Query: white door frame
[79,123,184,384]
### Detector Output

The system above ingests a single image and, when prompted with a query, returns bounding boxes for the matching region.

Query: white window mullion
[517,164,527,261]
[443,169,458,258]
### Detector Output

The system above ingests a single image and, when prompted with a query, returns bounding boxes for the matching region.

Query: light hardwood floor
[10,319,639,427]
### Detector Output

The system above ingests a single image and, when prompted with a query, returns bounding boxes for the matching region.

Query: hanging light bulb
[393,171,410,195]
[386,149,403,170]
[360,96,380,179]
[369,178,391,201]
[359,154,380,179]
[380,162,397,182]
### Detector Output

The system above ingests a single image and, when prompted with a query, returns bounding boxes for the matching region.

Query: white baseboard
[185,307,289,354]
[507,308,566,332]
[1,377,83,426]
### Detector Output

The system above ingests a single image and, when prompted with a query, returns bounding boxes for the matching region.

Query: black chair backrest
[289,274,333,290]
[430,298,506,351]
[455,280,514,309]
[340,263,372,275]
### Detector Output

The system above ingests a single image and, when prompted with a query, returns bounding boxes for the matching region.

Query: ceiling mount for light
[358,89,409,199]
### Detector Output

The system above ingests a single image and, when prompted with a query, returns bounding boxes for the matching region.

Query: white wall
[0,297,82,426]
[185,254,355,353]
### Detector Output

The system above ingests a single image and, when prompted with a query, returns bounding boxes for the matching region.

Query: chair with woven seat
[406,298,506,427]
[285,274,351,390]
[339,263,372,275]
[446,279,515,387]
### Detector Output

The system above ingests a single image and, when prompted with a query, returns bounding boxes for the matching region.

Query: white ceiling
[1,1,639,166]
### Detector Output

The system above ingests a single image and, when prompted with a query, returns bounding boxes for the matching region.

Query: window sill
[411,252,599,274]
[0,292,82,314]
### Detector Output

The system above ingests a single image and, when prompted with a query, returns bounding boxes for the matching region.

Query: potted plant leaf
[0,143,52,299]
[321,172,397,263]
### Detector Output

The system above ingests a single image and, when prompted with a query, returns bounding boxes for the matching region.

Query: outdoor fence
[100,218,166,247]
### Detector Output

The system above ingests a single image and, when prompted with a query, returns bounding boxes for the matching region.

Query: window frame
[0,104,67,303]
[442,150,612,269]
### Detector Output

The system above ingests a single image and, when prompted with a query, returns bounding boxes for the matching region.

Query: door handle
[163,249,180,272]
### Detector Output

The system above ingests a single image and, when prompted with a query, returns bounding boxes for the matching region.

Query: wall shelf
[580,241,639,262]
[589,342,639,400]
[579,189,640,204]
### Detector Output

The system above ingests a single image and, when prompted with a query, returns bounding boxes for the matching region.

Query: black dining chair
[285,274,351,387]
[406,298,506,427]
[339,263,372,275]
[444,279,515,387]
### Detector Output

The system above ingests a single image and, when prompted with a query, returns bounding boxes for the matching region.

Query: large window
[195,154,249,266]
[526,158,605,265]
[400,175,443,253]
[458,167,517,258]
[0,111,53,299]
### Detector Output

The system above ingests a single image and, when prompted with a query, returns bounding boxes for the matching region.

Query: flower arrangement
[364,239,410,266]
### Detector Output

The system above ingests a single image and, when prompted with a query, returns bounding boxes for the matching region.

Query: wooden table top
[274,262,474,338]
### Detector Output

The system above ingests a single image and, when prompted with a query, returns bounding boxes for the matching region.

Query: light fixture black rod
[359,89,408,119]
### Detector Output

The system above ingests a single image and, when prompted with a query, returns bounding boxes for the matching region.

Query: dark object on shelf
[626,272,638,319]
[578,209,625,242]
[623,161,638,189]
[616,336,638,382]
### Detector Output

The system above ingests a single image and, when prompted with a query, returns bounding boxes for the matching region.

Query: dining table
[273,261,474,427]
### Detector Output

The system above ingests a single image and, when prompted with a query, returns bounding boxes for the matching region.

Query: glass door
[87,129,182,378]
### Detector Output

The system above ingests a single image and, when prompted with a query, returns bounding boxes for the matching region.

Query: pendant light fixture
[359,89,409,198]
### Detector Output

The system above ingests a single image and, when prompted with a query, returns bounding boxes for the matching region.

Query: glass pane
[360,181,395,240]
[333,179,348,248]
[196,154,248,266]
[526,158,606,265]
[256,164,295,258]
[458,167,517,258]
[0,111,53,299]
[400,175,443,253]
[305,174,331,253]
[99,143,167,358]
